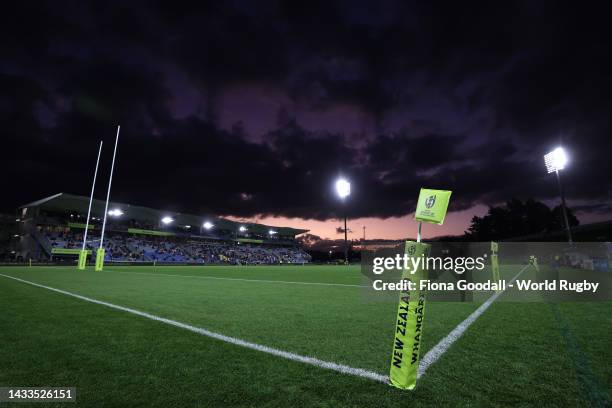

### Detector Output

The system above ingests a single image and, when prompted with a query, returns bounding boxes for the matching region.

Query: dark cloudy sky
[2,1,611,239]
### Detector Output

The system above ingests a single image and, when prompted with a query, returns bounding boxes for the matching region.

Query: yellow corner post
[389,241,430,390]
[491,242,500,290]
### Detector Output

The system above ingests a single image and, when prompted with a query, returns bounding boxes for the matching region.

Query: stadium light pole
[544,147,572,243]
[335,177,351,264]
[96,125,121,271]
[78,140,103,270]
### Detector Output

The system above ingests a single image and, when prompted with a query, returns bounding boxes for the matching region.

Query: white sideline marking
[106,269,368,288]
[0,265,531,385]
[417,264,531,378]
[0,273,387,384]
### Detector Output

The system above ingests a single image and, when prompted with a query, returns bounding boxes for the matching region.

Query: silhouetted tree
[296,233,322,248]
[336,226,352,234]
[466,198,579,240]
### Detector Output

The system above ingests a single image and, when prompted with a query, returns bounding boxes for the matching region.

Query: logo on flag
[425,195,436,209]
[415,188,452,225]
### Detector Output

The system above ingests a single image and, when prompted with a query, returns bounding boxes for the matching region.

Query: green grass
[0,265,610,407]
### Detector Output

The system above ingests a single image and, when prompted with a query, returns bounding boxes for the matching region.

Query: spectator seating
[43,231,311,264]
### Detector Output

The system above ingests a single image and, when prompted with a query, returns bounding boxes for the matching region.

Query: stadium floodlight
[203,221,214,230]
[544,147,568,173]
[334,177,351,265]
[269,229,277,235]
[239,225,247,232]
[161,216,174,225]
[544,146,572,243]
[335,178,351,199]
[107,208,123,217]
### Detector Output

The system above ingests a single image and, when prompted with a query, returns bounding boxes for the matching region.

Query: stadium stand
[41,230,310,264]
[14,193,311,264]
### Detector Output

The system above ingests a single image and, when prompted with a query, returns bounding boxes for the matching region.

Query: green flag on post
[414,188,452,225]
[389,187,452,391]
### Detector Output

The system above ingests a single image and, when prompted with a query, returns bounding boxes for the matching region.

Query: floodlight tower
[544,147,572,243]
[335,177,351,264]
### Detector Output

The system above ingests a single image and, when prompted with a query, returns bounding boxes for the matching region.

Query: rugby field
[0,265,609,406]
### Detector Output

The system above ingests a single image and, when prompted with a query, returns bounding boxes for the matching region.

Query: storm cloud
[1,0,611,222]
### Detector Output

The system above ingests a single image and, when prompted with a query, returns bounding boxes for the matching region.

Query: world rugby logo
[425,195,436,209]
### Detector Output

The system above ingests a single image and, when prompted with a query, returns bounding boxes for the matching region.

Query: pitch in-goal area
[0,265,609,407]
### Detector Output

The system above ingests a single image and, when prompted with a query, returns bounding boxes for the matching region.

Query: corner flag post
[78,140,103,270]
[96,126,120,271]
[389,188,451,390]
[491,241,500,290]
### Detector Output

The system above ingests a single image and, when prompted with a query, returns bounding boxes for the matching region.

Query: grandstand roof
[20,193,308,237]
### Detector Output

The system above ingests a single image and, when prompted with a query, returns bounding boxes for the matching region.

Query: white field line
[104,269,368,288]
[0,273,387,384]
[417,264,531,378]
[0,265,531,384]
